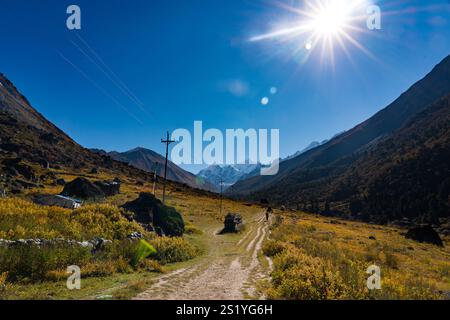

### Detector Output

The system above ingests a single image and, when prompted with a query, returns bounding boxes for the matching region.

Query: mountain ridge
[0,72,215,195]
[229,54,450,222]
[93,147,215,192]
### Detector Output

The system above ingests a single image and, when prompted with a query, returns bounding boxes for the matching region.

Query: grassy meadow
[0,167,259,299]
[0,166,449,300]
[263,212,450,300]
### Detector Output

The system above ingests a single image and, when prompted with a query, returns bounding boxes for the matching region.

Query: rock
[15,179,38,189]
[405,225,444,247]
[80,241,94,249]
[39,159,50,169]
[90,167,98,174]
[2,158,36,181]
[56,178,66,186]
[127,232,144,240]
[153,206,184,237]
[135,180,144,186]
[89,238,113,251]
[154,226,165,236]
[33,194,82,209]
[221,213,243,233]
[369,236,376,240]
[94,180,120,197]
[61,177,104,199]
[121,192,185,237]
[437,222,450,236]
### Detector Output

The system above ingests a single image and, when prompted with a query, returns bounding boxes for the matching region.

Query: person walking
[265,206,273,222]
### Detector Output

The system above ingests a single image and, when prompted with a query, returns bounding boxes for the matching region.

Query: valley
[0,53,449,301]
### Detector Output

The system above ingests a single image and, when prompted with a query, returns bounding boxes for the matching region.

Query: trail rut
[135,213,271,300]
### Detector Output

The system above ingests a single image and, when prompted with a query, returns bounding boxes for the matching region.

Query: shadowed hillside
[229,55,450,223]
[0,73,213,196]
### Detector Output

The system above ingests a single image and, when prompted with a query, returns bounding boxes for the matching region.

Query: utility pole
[161,131,175,204]
[152,163,158,195]
[219,177,224,217]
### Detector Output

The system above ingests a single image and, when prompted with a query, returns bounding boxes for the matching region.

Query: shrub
[270,248,348,300]
[71,204,146,240]
[153,205,185,237]
[0,272,7,288]
[185,225,203,235]
[138,259,165,273]
[149,237,198,264]
[262,240,286,257]
[0,244,92,281]
[0,198,146,241]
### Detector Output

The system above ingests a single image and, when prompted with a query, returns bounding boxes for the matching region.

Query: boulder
[56,178,66,186]
[39,159,50,169]
[90,237,113,251]
[154,206,184,237]
[61,178,120,200]
[33,194,82,209]
[2,158,36,181]
[127,232,144,240]
[221,213,243,233]
[90,167,98,174]
[405,225,444,247]
[121,192,184,236]
[61,177,104,199]
[94,180,120,197]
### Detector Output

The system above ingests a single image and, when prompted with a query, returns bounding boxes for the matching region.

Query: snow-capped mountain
[197,164,261,191]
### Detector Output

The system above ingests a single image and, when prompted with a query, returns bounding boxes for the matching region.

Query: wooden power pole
[219,178,224,217]
[161,131,175,204]
[152,163,158,195]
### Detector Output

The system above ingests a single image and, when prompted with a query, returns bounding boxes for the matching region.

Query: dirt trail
[135,213,271,300]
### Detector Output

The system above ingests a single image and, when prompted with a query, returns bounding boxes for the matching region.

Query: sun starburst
[250,0,375,66]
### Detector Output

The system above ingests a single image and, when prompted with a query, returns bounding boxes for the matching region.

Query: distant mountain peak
[102,147,215,192]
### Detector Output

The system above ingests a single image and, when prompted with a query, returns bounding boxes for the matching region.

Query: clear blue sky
[0,0,449,173]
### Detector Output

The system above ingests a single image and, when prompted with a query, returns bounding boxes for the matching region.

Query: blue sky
[0,0,449,173]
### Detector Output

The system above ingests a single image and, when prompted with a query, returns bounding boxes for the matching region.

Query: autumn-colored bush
[269,247,348,300]
[0,198,197,284]
[0,198,146,240]
[0,244,91,281]
[263,215,448,300]
[262,240,286,257]
[149,237,198,264]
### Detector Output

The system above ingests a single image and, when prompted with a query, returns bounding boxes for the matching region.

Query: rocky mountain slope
[0,73,210,194]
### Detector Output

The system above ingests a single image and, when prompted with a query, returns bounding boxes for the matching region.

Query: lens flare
[250,0,375,65]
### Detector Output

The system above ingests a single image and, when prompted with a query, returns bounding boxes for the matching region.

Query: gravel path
[135,213,271,300]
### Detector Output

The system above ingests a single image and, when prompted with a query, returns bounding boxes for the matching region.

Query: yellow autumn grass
[0,198,145,240]
[263,212,450,300]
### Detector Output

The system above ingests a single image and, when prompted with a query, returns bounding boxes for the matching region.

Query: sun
[250,0,373,64]
[311,2,350,36]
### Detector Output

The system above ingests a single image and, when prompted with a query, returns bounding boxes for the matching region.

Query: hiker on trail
[265,207,273,222]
